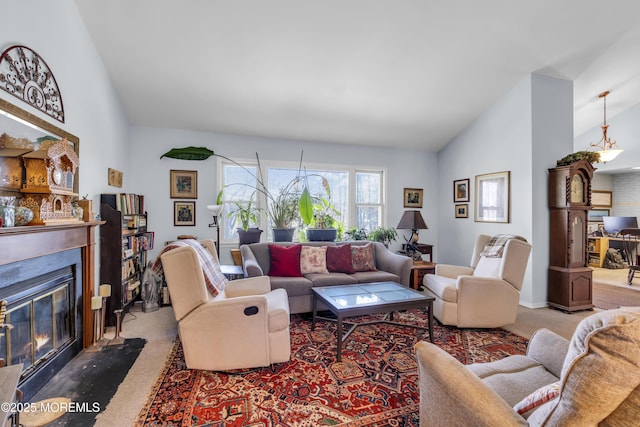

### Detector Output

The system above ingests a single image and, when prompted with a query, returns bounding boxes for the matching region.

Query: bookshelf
[100,193,154,326]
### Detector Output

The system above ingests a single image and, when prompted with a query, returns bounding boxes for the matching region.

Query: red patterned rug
[135,309,527,426]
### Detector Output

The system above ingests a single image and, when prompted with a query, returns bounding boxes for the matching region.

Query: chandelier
[588,91,623,163]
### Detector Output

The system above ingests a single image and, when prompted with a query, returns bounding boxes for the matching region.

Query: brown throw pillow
[352,243,377,272]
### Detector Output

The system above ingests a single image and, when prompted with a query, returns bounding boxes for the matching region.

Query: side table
[411,261,436,290]
[220,264,244,280]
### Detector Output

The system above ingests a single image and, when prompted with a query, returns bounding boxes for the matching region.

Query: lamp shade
[397,210,428,230]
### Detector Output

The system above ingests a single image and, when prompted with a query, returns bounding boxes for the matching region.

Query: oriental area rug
[135,310,527,426]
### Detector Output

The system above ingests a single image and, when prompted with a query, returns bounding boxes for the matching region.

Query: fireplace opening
[0,265,77,399]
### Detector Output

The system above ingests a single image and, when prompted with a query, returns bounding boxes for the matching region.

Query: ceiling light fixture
[588,91,623,163]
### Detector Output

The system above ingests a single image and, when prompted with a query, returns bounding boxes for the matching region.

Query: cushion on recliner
[424,275,457,302]
[265,288,290,332]
[528,308,640,425]
[473,257,501,277]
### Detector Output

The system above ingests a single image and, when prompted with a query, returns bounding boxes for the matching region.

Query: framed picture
[170,170,197,199]
[453,178,470,202]
[592,190,612,207]
[474,171,510,223]
[108,168,123,187]
[588,208,610,222]
[403,188,423,208]
[455,204,469,218]
[174,201,196,226]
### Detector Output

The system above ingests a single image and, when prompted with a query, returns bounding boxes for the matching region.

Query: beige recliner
[415,308,640,426]
[160,239,291,371]
[424,234,531,328]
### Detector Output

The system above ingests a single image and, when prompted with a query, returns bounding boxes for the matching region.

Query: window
[219,158,385,241]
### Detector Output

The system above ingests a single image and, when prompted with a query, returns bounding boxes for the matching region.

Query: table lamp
[397,210,428,245]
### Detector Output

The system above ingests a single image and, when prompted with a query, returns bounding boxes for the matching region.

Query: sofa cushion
[300,246,329,274]
[304,272,358,286]
[267,276,313,297]
[352,270,399,284]
[268,244,302,277]
[352,243,376,272]
[326,244,355,274]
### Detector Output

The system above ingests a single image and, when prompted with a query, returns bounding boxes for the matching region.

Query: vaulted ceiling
[75,0,640,152]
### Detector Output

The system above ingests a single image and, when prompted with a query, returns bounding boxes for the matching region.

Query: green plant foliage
[556,151,600,166]
[160,146,215,160]
[368,227,398,247]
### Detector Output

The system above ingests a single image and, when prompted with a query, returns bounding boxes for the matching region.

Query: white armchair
[424,234,531,328]
[160,239,291,370]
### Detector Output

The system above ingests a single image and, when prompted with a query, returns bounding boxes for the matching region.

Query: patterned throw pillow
[352,243,377,272]
[513,381,560,415]
[300,246,329,274]
[326,244,355,274]
[268,244,302,277]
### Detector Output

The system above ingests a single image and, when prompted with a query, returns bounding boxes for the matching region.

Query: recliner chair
[424,234,531,328]
[160,239,291,371]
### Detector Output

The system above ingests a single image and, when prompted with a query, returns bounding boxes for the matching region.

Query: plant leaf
[160,146,215,160]
[299,187,313,226]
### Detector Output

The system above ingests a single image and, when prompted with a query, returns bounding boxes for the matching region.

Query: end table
[411,261,436,290]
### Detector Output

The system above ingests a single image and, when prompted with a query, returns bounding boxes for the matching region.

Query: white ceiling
[74,0,640,152]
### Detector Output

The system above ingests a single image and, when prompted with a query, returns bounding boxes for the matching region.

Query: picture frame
[108,168,123,187]
[588,208,610,222]
[403,188,423,208]
[592,190,612,207]
[453,178,470,202]
[455,204,469,218]
[474,171,510,223]
[174,201,196,226]
[170,169,197,199]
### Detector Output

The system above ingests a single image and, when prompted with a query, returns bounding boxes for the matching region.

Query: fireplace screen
[0,284,72,373]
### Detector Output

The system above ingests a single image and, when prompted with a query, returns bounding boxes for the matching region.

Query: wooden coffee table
[311,282,435,361]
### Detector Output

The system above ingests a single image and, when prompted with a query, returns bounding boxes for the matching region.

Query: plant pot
[237,228,263,245]
[273,228,296,242]
[306,228,337,242]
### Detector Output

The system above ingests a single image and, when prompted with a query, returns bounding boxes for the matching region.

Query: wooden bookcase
[100,193,154,325]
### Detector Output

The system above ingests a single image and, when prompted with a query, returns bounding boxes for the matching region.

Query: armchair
[160,239,291,371]
[424,234,531,328]
[415,308,640,426]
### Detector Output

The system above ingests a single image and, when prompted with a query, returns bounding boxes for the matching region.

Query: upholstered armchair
[415,308,640,426]
[424,234,531,328]
[160,239,291,371]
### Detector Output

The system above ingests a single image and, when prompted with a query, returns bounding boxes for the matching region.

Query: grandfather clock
[548,159,595,312]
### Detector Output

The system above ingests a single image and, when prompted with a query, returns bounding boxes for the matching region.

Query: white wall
[129,127,437,264]
[1,0,131,290]
[436,74,574,308]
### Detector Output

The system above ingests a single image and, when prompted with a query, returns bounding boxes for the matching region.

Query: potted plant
[228,193,263,245]
[300,177,341,241]
[368,226,398,248]
[344,227,368,241]
[270,191,300,242]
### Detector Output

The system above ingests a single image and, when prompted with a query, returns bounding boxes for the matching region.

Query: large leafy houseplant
[299,176,342,241]
[368,226,398,247]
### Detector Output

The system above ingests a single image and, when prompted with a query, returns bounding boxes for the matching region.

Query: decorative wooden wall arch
[0,45,64,123]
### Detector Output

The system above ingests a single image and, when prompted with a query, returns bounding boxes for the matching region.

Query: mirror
[0,97,79,195]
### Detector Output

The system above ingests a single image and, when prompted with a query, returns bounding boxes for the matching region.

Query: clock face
[52,166,63,186]
[570,174,584,203]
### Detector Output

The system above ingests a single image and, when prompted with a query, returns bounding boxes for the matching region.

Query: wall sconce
[588,91,623,163]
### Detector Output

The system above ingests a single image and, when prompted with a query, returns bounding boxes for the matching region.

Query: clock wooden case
[548,159,595,312]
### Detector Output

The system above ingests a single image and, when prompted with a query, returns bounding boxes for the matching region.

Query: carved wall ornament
[0,45,64,123]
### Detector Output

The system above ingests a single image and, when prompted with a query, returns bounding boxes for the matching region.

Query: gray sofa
[241,241,412,314]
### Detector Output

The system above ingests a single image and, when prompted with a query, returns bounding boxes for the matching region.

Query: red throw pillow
[268,244,302,277]
[326,244,355,274]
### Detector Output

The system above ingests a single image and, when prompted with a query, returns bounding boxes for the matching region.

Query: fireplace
[0,222,99,401]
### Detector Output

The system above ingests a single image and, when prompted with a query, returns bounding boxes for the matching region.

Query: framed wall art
[588,208,610,222]
[474,171,510,223]
[455,204,469,218]
[453,178,470,202]
[174,201,196,226]
[108,168,123,187]
[170,169,197,199]
[403,188,423,208]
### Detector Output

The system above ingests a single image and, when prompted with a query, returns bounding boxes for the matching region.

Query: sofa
[241,241,413,314]
[415,307,640,426]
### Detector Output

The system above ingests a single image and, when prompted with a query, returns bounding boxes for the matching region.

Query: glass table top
[313,282,430,309]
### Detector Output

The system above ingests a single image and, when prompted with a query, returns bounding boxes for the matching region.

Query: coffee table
[311,281,435,361]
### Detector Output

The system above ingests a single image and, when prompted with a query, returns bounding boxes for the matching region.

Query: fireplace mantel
[0,221,103,348]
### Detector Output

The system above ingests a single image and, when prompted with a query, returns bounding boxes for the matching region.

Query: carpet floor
[135,310,527,426]
[593,282,640,310]
[27,337,146,426]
